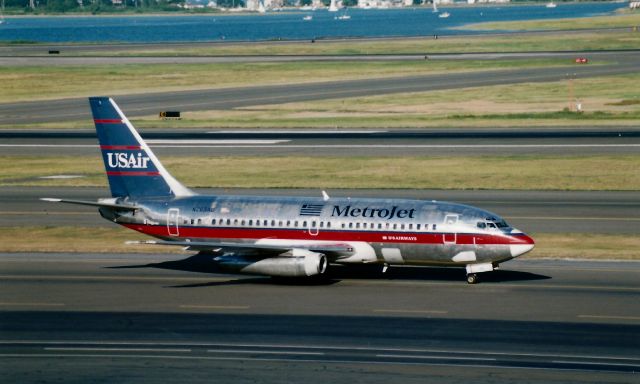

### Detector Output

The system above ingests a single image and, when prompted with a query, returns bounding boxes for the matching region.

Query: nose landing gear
[465,262,494,284]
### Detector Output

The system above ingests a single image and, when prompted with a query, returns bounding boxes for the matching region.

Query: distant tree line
[3,0,186,13]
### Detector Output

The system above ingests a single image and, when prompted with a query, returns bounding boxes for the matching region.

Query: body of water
[0,2,629,43]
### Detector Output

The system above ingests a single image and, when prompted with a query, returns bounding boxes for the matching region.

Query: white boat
[546,2,557,8]
[432,0,438,13]
[438,11,450,18]
[303,15,313,21]
[258,0,266,13]
[335,8,350,20]
[329,0,339,12]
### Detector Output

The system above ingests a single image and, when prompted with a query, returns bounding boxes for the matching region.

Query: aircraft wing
[128,239,354,258]
[41,198,139,211]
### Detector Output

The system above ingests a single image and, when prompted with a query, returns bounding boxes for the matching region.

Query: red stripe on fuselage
[94,119,123,124]
[122,224,534,246]
[107,171,160,176]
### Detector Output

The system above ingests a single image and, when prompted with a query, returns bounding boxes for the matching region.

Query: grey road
[3,186,639,234]
[1,253,639,383]
[1,50,639,125]
[2,128,639,156]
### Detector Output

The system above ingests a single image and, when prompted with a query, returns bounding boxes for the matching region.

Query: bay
[0,2,628,43]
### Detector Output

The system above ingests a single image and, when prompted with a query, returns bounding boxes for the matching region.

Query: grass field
[0,59,571,104]
[461,11,640,32]
[0,226,636,260]
[3,69,639,130]
[2,155,638,191]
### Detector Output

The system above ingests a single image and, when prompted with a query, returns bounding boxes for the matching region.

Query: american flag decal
[300,204,324,216]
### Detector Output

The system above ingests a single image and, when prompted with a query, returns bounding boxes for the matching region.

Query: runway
[2,128,639,156]
[1,253,639,382]
[3,186,639,234]
[2,50,639,125]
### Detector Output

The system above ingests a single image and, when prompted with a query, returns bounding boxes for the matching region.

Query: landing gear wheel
[467,273,479,284]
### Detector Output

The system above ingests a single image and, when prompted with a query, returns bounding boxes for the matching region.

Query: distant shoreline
[0,1,619,18]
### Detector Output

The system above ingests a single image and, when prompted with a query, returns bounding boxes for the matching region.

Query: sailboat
[438,11,450,18]
[0,0,5,25]
[432,0,438,13]
[258,0,266,14]
[335,7,350,20]
[545,1,557,8]
[329,0,339,12]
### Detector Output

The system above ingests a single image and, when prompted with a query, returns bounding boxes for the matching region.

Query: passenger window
[212,219,216,225]
[233,219,238,225]
[409,223,413,230]
[295,221,299,227]
[433,224,437,231]
[241,220,245,226]
[286,220,291,227]
[477,222,486,229]
[349,223,353,229]
[401,224,405,230]
[327,222,331,228]
[271,220,276,226]
[416,224,421,230]
[320,222,324,228]
[341,223,345,229]
[278,221,283,227]
[393,223,397,230]
[303,221,307,227]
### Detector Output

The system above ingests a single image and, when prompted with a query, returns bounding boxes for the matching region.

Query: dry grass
[0,59,565,104]
[0,226,179,253]
[461,12,640,32]
[526,233,640,260]
[1,155,638,191]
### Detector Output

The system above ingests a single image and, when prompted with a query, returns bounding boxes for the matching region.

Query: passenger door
[167,208,180,237]
[442,214,458,244]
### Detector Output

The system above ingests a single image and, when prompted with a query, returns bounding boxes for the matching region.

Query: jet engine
[217,249,328,278]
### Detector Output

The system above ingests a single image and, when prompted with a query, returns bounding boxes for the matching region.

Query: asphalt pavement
[1,253,639,383]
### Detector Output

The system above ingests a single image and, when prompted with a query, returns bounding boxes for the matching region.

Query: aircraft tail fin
[89,97,194,198]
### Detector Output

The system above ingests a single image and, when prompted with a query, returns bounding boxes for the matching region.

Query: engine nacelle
[218,249,327,277]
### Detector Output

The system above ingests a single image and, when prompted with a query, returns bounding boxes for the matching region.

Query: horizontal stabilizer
[40,198,138,211]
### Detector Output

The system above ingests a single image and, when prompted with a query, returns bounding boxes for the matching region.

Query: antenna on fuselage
[322,190,330,201]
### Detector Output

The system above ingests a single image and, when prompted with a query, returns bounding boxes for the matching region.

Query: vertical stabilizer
[89,97,194,198]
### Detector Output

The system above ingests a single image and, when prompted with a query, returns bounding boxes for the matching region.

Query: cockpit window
[480,217,510,230]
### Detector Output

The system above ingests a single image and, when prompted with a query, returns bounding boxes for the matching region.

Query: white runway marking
[207,349,324,356]
[44,347,192,353]
[145,139,290,145]
[2,143,639,149]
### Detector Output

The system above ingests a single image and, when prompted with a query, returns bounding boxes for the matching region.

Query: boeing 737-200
[43,97,535,284]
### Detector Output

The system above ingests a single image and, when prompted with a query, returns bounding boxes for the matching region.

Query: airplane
[42,97,535,284]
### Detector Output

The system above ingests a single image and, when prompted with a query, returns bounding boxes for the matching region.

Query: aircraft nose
[509,229,535,258]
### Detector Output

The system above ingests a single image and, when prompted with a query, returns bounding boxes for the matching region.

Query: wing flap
[128,239,354,257]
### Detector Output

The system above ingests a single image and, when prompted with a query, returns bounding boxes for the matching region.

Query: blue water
[0,2,628,43]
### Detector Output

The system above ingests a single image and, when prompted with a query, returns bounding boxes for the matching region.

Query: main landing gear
[466,273,479,284]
